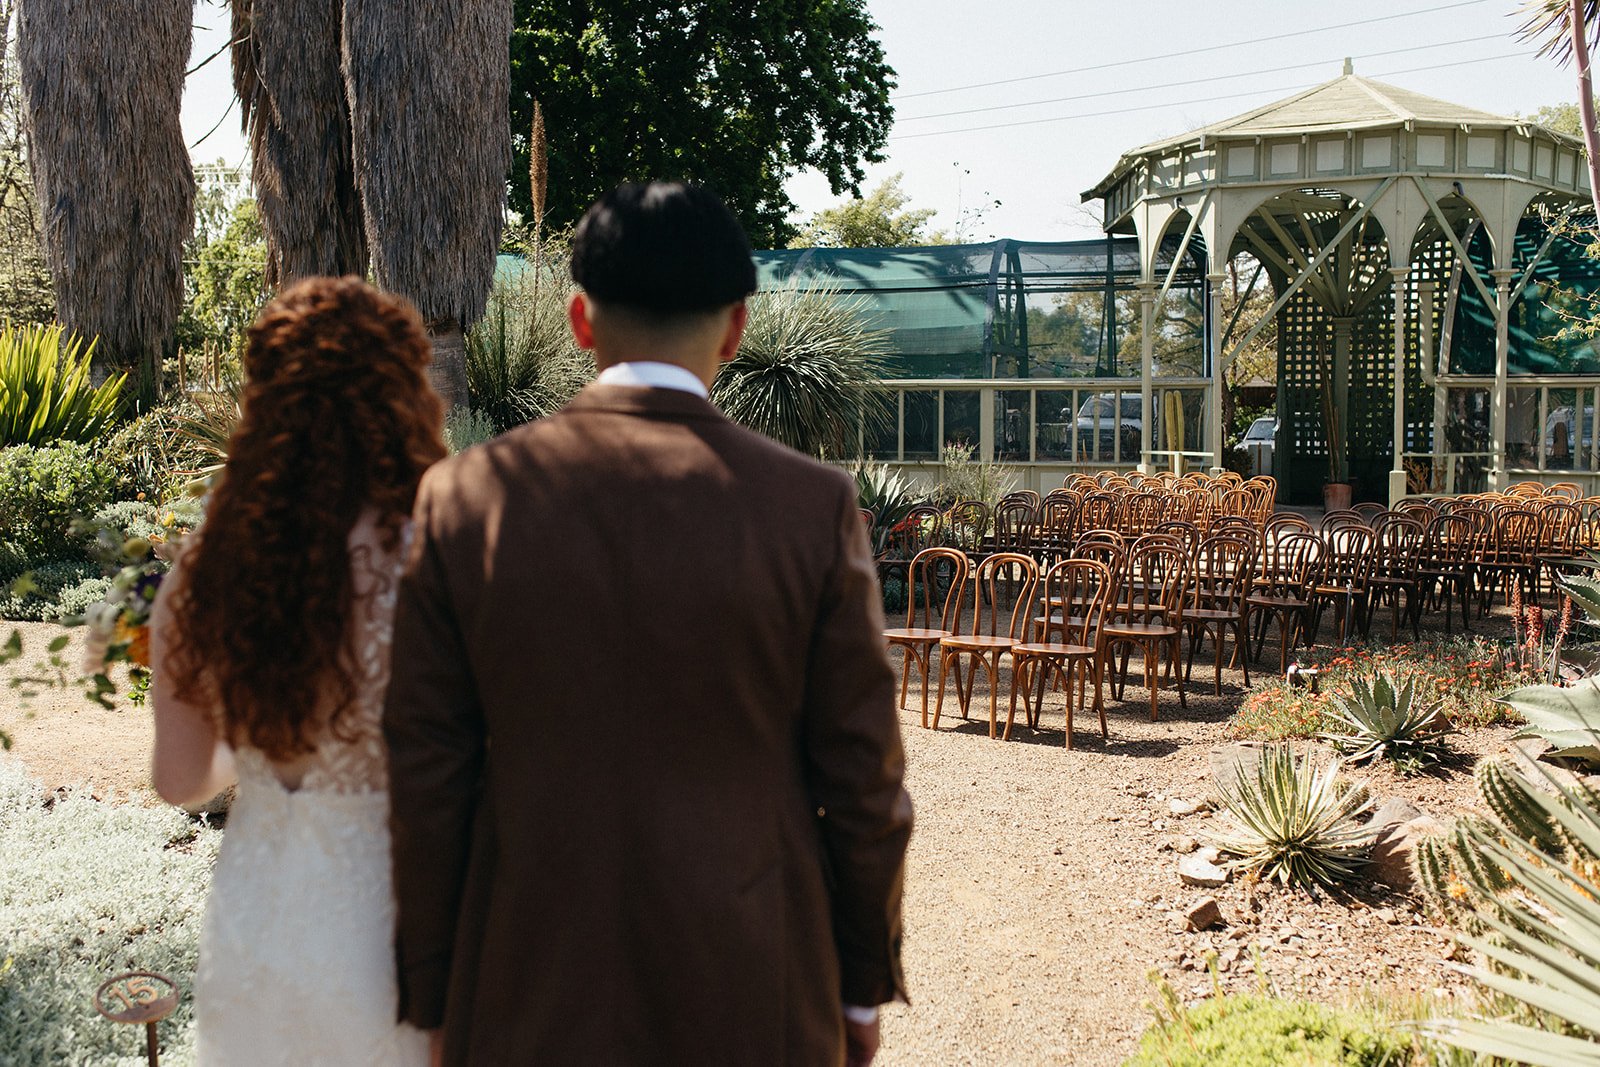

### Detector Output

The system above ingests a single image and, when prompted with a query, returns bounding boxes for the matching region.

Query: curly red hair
[166,276,448,759]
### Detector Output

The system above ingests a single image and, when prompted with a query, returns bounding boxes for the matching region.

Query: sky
[181,0,1581,244]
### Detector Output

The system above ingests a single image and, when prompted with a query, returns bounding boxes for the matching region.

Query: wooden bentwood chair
[934,553,1039,739]
[1102,539,1191,722]
[883,547,969,729]
[1009,558,1115,747]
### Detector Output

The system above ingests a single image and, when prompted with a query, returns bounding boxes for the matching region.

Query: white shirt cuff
[842,1004,879,1024]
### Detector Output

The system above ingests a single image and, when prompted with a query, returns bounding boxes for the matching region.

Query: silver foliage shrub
[0,760,217,1064]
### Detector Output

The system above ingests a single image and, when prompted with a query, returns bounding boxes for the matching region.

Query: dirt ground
[1,614,1521,1065]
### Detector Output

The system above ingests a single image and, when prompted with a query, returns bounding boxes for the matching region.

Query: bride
[149,276,448,1065]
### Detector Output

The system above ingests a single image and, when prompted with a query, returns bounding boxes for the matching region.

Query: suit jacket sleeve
[383,473,485,1028]
[802,477,914,1007]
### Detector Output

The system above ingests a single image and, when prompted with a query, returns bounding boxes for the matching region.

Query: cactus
[1411,835,1458,906]
[1476,758,1563,854]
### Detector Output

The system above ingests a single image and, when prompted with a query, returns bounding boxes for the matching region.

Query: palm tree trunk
[342,0,513,409]
[18,0,194,404]
[1571,0,1600,219]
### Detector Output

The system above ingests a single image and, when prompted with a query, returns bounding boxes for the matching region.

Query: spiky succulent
[1208,743,1377,889]
[1321,670,1453,772]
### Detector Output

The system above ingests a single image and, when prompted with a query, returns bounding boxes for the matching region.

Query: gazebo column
[1388,266,1410,505]
[1489,268,1516,491]
[1138,281,1156,473]
[1207,272,1227,474]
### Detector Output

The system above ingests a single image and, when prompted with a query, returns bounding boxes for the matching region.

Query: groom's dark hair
[570,182,757,316]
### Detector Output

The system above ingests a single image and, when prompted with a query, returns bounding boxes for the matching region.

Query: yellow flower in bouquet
[115,616,152,668]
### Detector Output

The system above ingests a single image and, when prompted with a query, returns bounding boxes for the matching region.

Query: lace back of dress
[233,523,409,796]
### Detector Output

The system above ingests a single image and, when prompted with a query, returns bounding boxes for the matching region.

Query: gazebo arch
[1085,63,1592,502]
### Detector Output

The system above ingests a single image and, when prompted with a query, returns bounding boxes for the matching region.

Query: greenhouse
[752,236,1210,485]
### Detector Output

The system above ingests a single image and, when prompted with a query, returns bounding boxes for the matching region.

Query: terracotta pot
[1322,481,1352,512]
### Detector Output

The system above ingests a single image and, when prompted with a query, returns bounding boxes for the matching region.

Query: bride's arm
[149,554,238,809]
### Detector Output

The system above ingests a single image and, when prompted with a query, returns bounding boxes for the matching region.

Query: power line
[889,52,1527,141]
[898,34,1506,123]
[893,0,1495,101]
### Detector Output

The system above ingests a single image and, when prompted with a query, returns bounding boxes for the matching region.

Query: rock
[1179,853,1230,888]
[1369,797,1424,832]
[1169,797,1210,817]
[1185,896,1224,931]
[1209,743,1266,800]
[1173,835,1199,855]
[1369,815,1445,891]
[1374,907,1399,925]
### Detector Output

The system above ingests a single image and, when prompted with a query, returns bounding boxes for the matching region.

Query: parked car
[1073,393,1141,460]
[1242,415,1277,478]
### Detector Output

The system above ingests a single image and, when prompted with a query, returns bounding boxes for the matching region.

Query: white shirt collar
[595,361,709,399]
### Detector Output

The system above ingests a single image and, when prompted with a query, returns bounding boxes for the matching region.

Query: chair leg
[898,650,911,711]
[1146,642,1158,722]
[1004,657,1023,741]
[914,647,931,729]
[932,649,950,730]
[1062,659,1075,749]
[986,653,1002,740]
[1172,636,1187,710]
[1234,618,1250,688]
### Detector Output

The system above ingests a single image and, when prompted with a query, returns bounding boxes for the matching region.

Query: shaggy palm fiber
[342,0,511,335]
[231,0,367,287]
[17,0,194,381]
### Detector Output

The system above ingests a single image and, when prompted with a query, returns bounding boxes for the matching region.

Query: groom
[384,182,913,1066]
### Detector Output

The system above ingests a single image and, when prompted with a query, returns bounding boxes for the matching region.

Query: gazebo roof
[1086,70,1583,201]
[1130,73,1522,154]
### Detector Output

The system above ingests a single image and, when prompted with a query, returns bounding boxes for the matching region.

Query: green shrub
[1126,988,1414,1066]
[0,760,215,1066]
[0,559,102,622]
[928,442,1015,509]
[99,399,210,501]
[0,323,125,446]
[444,407,499,452]
[0,443,116,558]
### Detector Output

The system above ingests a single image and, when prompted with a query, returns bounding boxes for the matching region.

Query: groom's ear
[569,293,597,350]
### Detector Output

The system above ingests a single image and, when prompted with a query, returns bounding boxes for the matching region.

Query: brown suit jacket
[383,382,913,1065]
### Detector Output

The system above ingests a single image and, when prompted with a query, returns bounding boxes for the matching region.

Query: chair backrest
[1193,533,1257,613]
[904,547,969,632]
[1116,539,1191,625]
[1373,514,1424,577]
[1395,499,1438,523]
[1123,491,1165,535]
[991,498,1037,551]
[1036,558,1114,646]
[890,505,943,558]
[1494,508,1541,560]
[1080,491,1120,531]
[1037,496,1080,550]
[1259,530,1324,595]
[1320,509,1365,532]
[945,500,991,554]
[1350,502,1388,526]
[1419,513,1472,569]
[1152,519,1201,556]
[1263,513,1312,548]
[1539,500,1583,553]
[1548,481,1584,500]
[1507,480,1546,498]
[1218,487,1253,519]
[1320,524,1377,585]
[964,552,1039,641]
[1000,489,1041,509]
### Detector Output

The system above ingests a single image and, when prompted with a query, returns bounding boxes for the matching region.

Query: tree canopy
[790,173,946,249]
[508,0,895,249]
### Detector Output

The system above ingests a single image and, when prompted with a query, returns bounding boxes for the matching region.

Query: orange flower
[115,618,151,668]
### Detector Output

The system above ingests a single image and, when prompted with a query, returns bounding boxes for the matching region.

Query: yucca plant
[465,256,593,434]
[712,282,892,457]
[0,323,125,446]
[169,376,242,480]
[1208,743,1377,889]
[1322,670,1454,773]
[1420,757,1600,1065]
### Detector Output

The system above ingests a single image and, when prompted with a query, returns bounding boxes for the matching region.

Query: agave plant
[711,282,892,457]
[852,462,920,556]
[0,323,125,446]
[1500,677,1600,770]
[1420,756,1600,1065]
[1321,670,1453,772]
[1208,743,1377,889]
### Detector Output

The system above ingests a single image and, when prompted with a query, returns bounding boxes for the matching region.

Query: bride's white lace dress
[190,528,428,1066]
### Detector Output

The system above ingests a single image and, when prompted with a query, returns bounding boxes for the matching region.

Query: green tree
[508,1,895,248]
[790,174,945,249]
[175,201,269,356]
[1530,100,1584,135]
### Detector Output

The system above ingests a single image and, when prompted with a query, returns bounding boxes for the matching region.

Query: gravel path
[4,617,1517,1065]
